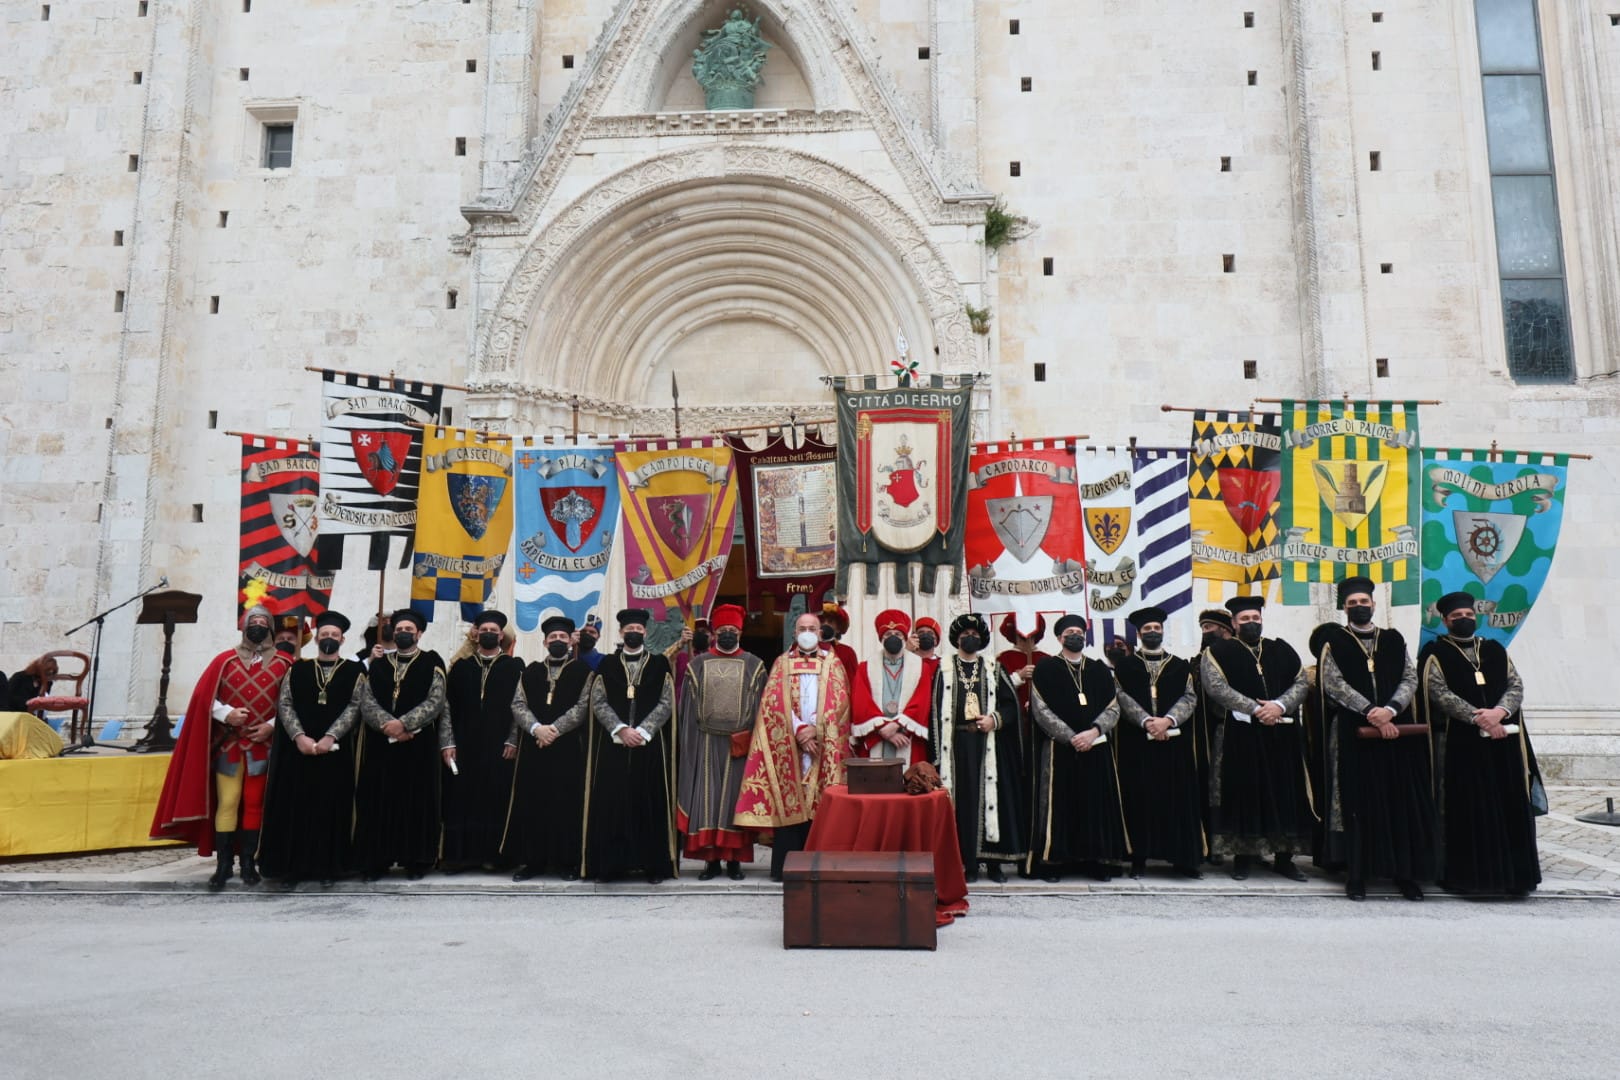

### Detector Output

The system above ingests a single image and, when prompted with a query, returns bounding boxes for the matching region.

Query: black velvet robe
[582,652,676,880]
[440,653,523,867]
[352,651,445,873]
[259,659,363,881]
[1027,655,1129,868]
[502,659,592,875]
[1205,638,1315,856]
[1114,653,1205,870]
[928,655,1027,868]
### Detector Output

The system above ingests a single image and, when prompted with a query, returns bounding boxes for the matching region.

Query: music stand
[129,590,202,753]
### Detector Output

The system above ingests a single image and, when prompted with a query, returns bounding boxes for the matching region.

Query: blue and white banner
[1133,448,1195,650]
[512,445,619,633]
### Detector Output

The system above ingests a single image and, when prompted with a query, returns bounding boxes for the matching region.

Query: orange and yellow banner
[615,438,739,625]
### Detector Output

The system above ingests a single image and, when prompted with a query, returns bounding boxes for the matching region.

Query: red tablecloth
[804,785,969,918]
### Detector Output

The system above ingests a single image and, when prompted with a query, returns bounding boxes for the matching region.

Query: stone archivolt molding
[477,143,978,383]
[584,108,865,139]
[466,382,834,436]
[460,0,988,234]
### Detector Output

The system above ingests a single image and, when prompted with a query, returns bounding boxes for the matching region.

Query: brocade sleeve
[1199,652,1260,716]
[1115,682,1151,730]
[636,674,675,740]
[327,698,360,742]
[1093,695,1120,735]
[1275,666,1310,717]
[1319,650,1373,716]
[1423,656,1480,728]
[590,676,625,734]
[1387,651,1418,713]
[398,668,446,735]
[1166,681,1197,727]
[510,682,537,746]
[553,680,591,736]
[355,678,387,732]
[1030,684,1078,743]
[277,677,305,740]
[1498,655,1525,716]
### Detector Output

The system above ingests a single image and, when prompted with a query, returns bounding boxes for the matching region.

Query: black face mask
[882,635,905,656]
[1237,622,1264,645]
[1139,631,1164,650]
[1346,606,1374,627]
[622,631,645,650]
[716,629,740,651]
[958,634,983,655]
[916,632,937,651]
[1061,633,1086,653]
[478,631,502,650]
[579,634,598,652]
[244,624,270,644]
[547,640,571,659]
[1448,617,1477,639]
[1200,631,1219,650]
[317,638,341,656]
[691,631,710,653]
[820,625,837,642]
[392,631,417,650]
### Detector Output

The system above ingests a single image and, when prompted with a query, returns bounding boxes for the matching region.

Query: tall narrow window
[263,123,294,169]
[1474,0,1572,380]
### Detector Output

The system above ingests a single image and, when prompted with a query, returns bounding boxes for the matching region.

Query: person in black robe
[1193,608,1235,867]
[1113,606,1204,878]
[503,615,593,881]
[1202,595,1314,881]
[1027,614,1128,882]
[581,608,677,883]
[440,610,523,871]
[352,608,448,881]
[260,610,363,888]
[1419,591,1540,897]
[1312,578,1435,901]
[929,613,1027,883]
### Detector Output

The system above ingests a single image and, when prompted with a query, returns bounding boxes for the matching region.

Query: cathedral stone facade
[3,1,1617,773]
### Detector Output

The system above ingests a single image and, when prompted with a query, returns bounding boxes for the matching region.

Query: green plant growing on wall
[982,198,1030,251]
[965,303,992,335]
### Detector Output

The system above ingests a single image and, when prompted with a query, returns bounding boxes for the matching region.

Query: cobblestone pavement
[5,785,1617,898]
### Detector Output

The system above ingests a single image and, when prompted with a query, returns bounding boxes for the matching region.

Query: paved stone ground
[5,784,1617,899]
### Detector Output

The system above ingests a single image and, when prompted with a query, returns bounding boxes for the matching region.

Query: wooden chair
[26,650,91,744]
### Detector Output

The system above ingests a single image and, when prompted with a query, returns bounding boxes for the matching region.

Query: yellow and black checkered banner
[410,426,514,623]
[1279,400,1420,606]
[1189,410,1282,596]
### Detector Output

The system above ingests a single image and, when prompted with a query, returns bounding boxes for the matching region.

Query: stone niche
[647,2,815,112]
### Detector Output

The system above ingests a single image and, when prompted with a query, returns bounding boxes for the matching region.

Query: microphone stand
[64,579,168,755]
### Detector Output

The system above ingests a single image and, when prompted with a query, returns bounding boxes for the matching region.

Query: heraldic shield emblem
[351,430,412,497]
[857,412,946,554]
[1085,506,1133,556]
[542,486,605,552]
[1452,510,1528,585]
[1217,467,1281,537]
[649,493,711,560]
[448,473,508,541]
[987,493,1053,564]
[1311,460,1388,532]
[269,491,319,557]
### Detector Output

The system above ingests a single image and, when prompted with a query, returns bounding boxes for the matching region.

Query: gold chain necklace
[389,651,418,711]
[314,659,339,706]
[476,653,497,703]
[1063,655,1089,707]
[956,656,983,720]
[1350,627,1379,674]
[1444,637,1488,686]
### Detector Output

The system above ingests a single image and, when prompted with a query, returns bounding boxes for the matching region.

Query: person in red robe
[818,602,859,684]
[151,605,292,890]
[850,608,933,765]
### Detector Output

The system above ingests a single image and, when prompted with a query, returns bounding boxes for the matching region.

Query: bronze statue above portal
[692,8,772,111]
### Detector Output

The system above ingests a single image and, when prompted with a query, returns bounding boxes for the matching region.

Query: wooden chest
[782,850,936,950]
[844,758,905,795]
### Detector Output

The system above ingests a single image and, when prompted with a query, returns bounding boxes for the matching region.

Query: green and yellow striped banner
[1279,400,1421,605]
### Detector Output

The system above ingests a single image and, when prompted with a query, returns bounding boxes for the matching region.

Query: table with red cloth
[803,785,970,921]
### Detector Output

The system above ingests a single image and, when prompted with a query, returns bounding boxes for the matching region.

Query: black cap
[1197,608,1234,632]
[1336,577,1376,608]
[948,612,989,648]
[1225,596,1265,615]
[472,610,509,630]
[616,608,653,628]
[1127,606,1168,630]
[390,608,426,632]
[541,615,577,636]
[314,611,350,633]
[1054,613,1087,635]
[1435,591,1477,617]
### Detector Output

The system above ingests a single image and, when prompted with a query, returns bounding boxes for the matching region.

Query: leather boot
[238,830,262,886]
[985,863,1008,884]
[208,832,235,890]
[725,861,745,881]
[1271,854,1307,882]
[1231,854,1251,881]
[698,860,723,881]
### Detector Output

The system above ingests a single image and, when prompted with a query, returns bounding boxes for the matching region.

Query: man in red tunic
[850,608,933,765]
[818,602,859,684]
[151,605,292,890]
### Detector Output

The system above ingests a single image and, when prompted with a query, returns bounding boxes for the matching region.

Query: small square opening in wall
[1376,358,1390,378]
[242,0,251,11]
[441,406,455,426]
[562,54,574,69]
[455,137,467,156]
[1380,262,1393,274]
[208,410,219,429]
[1243,360,1258,379]
[128,154,140,171]
[1246,70,1258,86]
[446,289,459,310]
[1371,51,1382,71]
[1372,11,1384,22]
[1020,77,1032,92]
[209,296,220,314]
[1243,12,1254,28]
[219,210,229,227]
[133,71,143,84]
[114,291,124,312]
[1009,19,1019,35]
[138,1,147,15]
[1009,161,1021,177]
[43,5,51,21]
[1042,257,1054,276]
[1033,363,1047,382]
[466,59,477,73]
[1223,254,1236,273]
[240,68,250,82]
[113,230,124,246]
[192,504,204,523]
[1220,156,1232,172]
[1611,14,1620,27]
[1369,150,1381,171]
[918,47,930,60]
[104,417,113,429]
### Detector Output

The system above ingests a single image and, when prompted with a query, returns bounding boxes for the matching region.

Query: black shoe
[1272,855,1307,882]
[512,867,537,882]
[769,871,783,883]
[362,870,386,883]
[561,868,580,882]
[646,873,666,884]
[207,832,235,891]
[319,879,335,889]
[698,861,722,881]
[1231,855,1251,881]
[1041,872,1062,884]
[1346,879,1367,902]
[1207,853,1225,866]
[406,866,428,881]
[986,863,1008,884]
[1174,865,1203,879]
[237,830,261,886]
[1087,862,1113,883]
[964,865,979,884]
[280,879,299,892]
[726,861,745,881]
[1506,886,1532,899]
[1129,858,1146,879]
[1397,879,1423,902]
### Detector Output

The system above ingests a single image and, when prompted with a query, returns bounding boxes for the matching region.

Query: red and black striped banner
[239,435,334,618]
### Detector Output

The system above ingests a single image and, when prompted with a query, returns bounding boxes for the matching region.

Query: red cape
[149,649,236,855]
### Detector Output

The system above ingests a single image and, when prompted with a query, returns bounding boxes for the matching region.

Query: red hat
[874,609,911,637]
[915,617,942,638]
[711,604,746,631]
[999,612,1046,645]
[820,602,850,633]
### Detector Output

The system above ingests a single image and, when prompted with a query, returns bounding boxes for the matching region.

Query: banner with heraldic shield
[965,440,1086,636]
